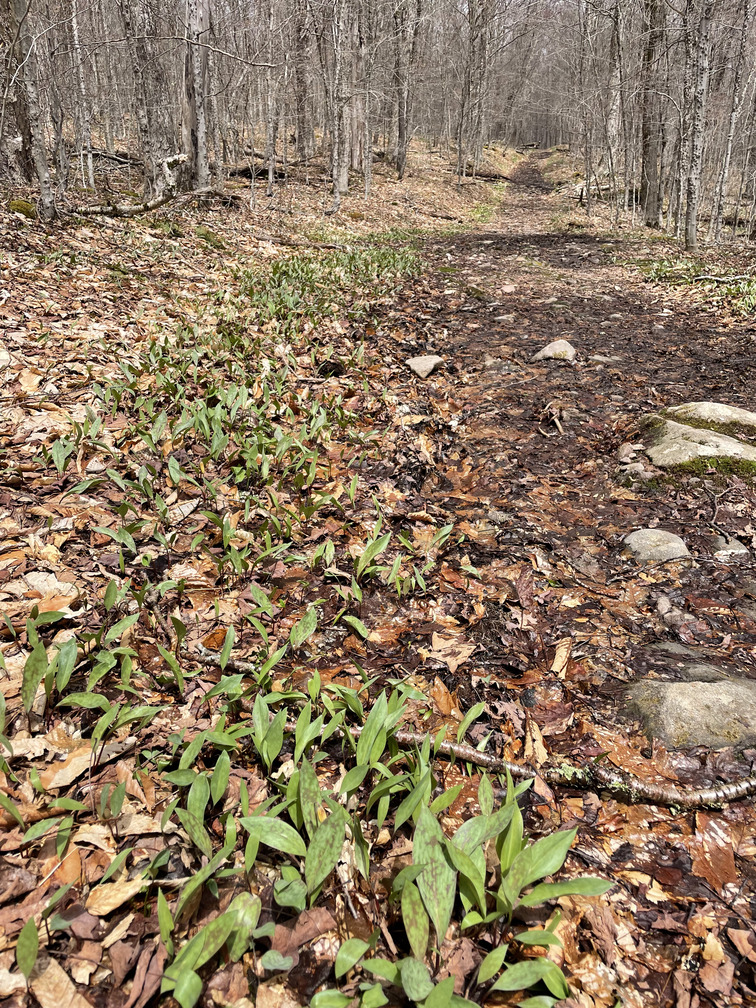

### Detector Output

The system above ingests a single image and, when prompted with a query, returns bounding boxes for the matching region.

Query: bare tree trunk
[684,0,714,251]
[71,0,94,188]
[640,0,663,227]
[291,0,313,159]
[708,0,751,242]
[1,0,55,217]
[263,0,276,197]
[393,0,421,181]
[181,0,210,189]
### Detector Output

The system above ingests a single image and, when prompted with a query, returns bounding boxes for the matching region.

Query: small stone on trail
[623,528,690,562]
[531,339,576,362]
[616,442,637,462]
[712,535,751,561]
[656,595,695,627]
[589,354,622,363]
[628,679,756,749]
[406,354,444,378]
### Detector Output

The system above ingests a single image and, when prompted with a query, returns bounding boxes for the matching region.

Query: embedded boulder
[642,415,756,468]
[628,678,756,749]
[531,339,576,362]
[623,528,689,562]
[665,401,756,436]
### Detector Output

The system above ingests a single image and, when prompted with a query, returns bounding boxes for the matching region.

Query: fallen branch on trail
[689,274,754,283]
[75,185,242,218]
[76,191,176,217]
[183,633,756,811]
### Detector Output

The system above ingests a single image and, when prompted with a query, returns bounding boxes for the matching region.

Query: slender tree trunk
[292,0,313,159]
[1,0,55,217]
[181,0,210,189]
[640,0,663,227]
[71,0,94,188]
[393,0,421,180]
[684,0,714,251]
[117,0,171,198]
[708,0,751,241]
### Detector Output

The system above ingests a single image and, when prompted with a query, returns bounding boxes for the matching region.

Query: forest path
[372,155,756,1004]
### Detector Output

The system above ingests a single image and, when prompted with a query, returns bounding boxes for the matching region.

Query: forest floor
[1,150,756,1008]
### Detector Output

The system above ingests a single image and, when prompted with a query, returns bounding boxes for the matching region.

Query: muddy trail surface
[370,155,756,1005]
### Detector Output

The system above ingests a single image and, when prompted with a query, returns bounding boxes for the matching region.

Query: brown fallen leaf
[122,940,168,1008]
[0,969,26,998]
[255,982,304,1008]
[85,875,147,916]
[271,907,337,966]
[29,955,93,1008]
[430,676,457,716]
[550,637,572,678]
[690,812,737,893]
[39,736,136,790]
[68,939,101,984]
[698,958,735,996]
[426,632,476,674]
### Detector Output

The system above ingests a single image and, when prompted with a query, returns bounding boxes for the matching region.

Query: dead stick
[143,596,756,811]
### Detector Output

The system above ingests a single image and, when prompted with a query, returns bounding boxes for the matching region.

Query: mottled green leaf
[477,943,510,984]
[334,937,369,978]
[519,876,612,907]
[491,958,569,998]
[305,813,344,893]
[401,880,429,961]
[239,815,306,858]
[413,805,456,943]
[16,917,38,979]
[290,608,317,649]
[398,957,434,1001]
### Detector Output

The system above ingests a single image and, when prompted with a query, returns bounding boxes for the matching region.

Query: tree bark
[684,0,714,251]
[0,0,55,217]
[640,0,664,227]
[181,0,211,189]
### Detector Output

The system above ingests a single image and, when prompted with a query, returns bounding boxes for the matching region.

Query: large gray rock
[628,678,756,749]
[642,416,756,468]
[665,401,756,435]
[623,528,690,562]
[531,339,576,362]
[406,354,444,378]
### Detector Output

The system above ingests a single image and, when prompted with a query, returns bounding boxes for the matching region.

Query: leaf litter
[0,152,755,1006]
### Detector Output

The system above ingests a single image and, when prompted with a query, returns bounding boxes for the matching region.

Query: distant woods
[1,0,754,247]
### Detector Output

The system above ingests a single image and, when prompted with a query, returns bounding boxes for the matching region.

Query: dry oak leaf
[727,928,756,962]
[86,875,148,916]
[690,812,738,893]
[426,632,476,674]
[0,969,26,998]
[39,737,136,790]
[271,907,337,966]
[255,982,304,1008]
[550,637,572,678]
[29,955,93,1008]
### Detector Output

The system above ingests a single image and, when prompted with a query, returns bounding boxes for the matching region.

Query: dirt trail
[375,155,756,1004]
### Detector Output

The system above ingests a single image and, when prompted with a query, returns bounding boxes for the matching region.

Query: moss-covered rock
[642,414,756,469]
[664,401,756,441]
[9,198,36,219]
[196,225,225,249]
